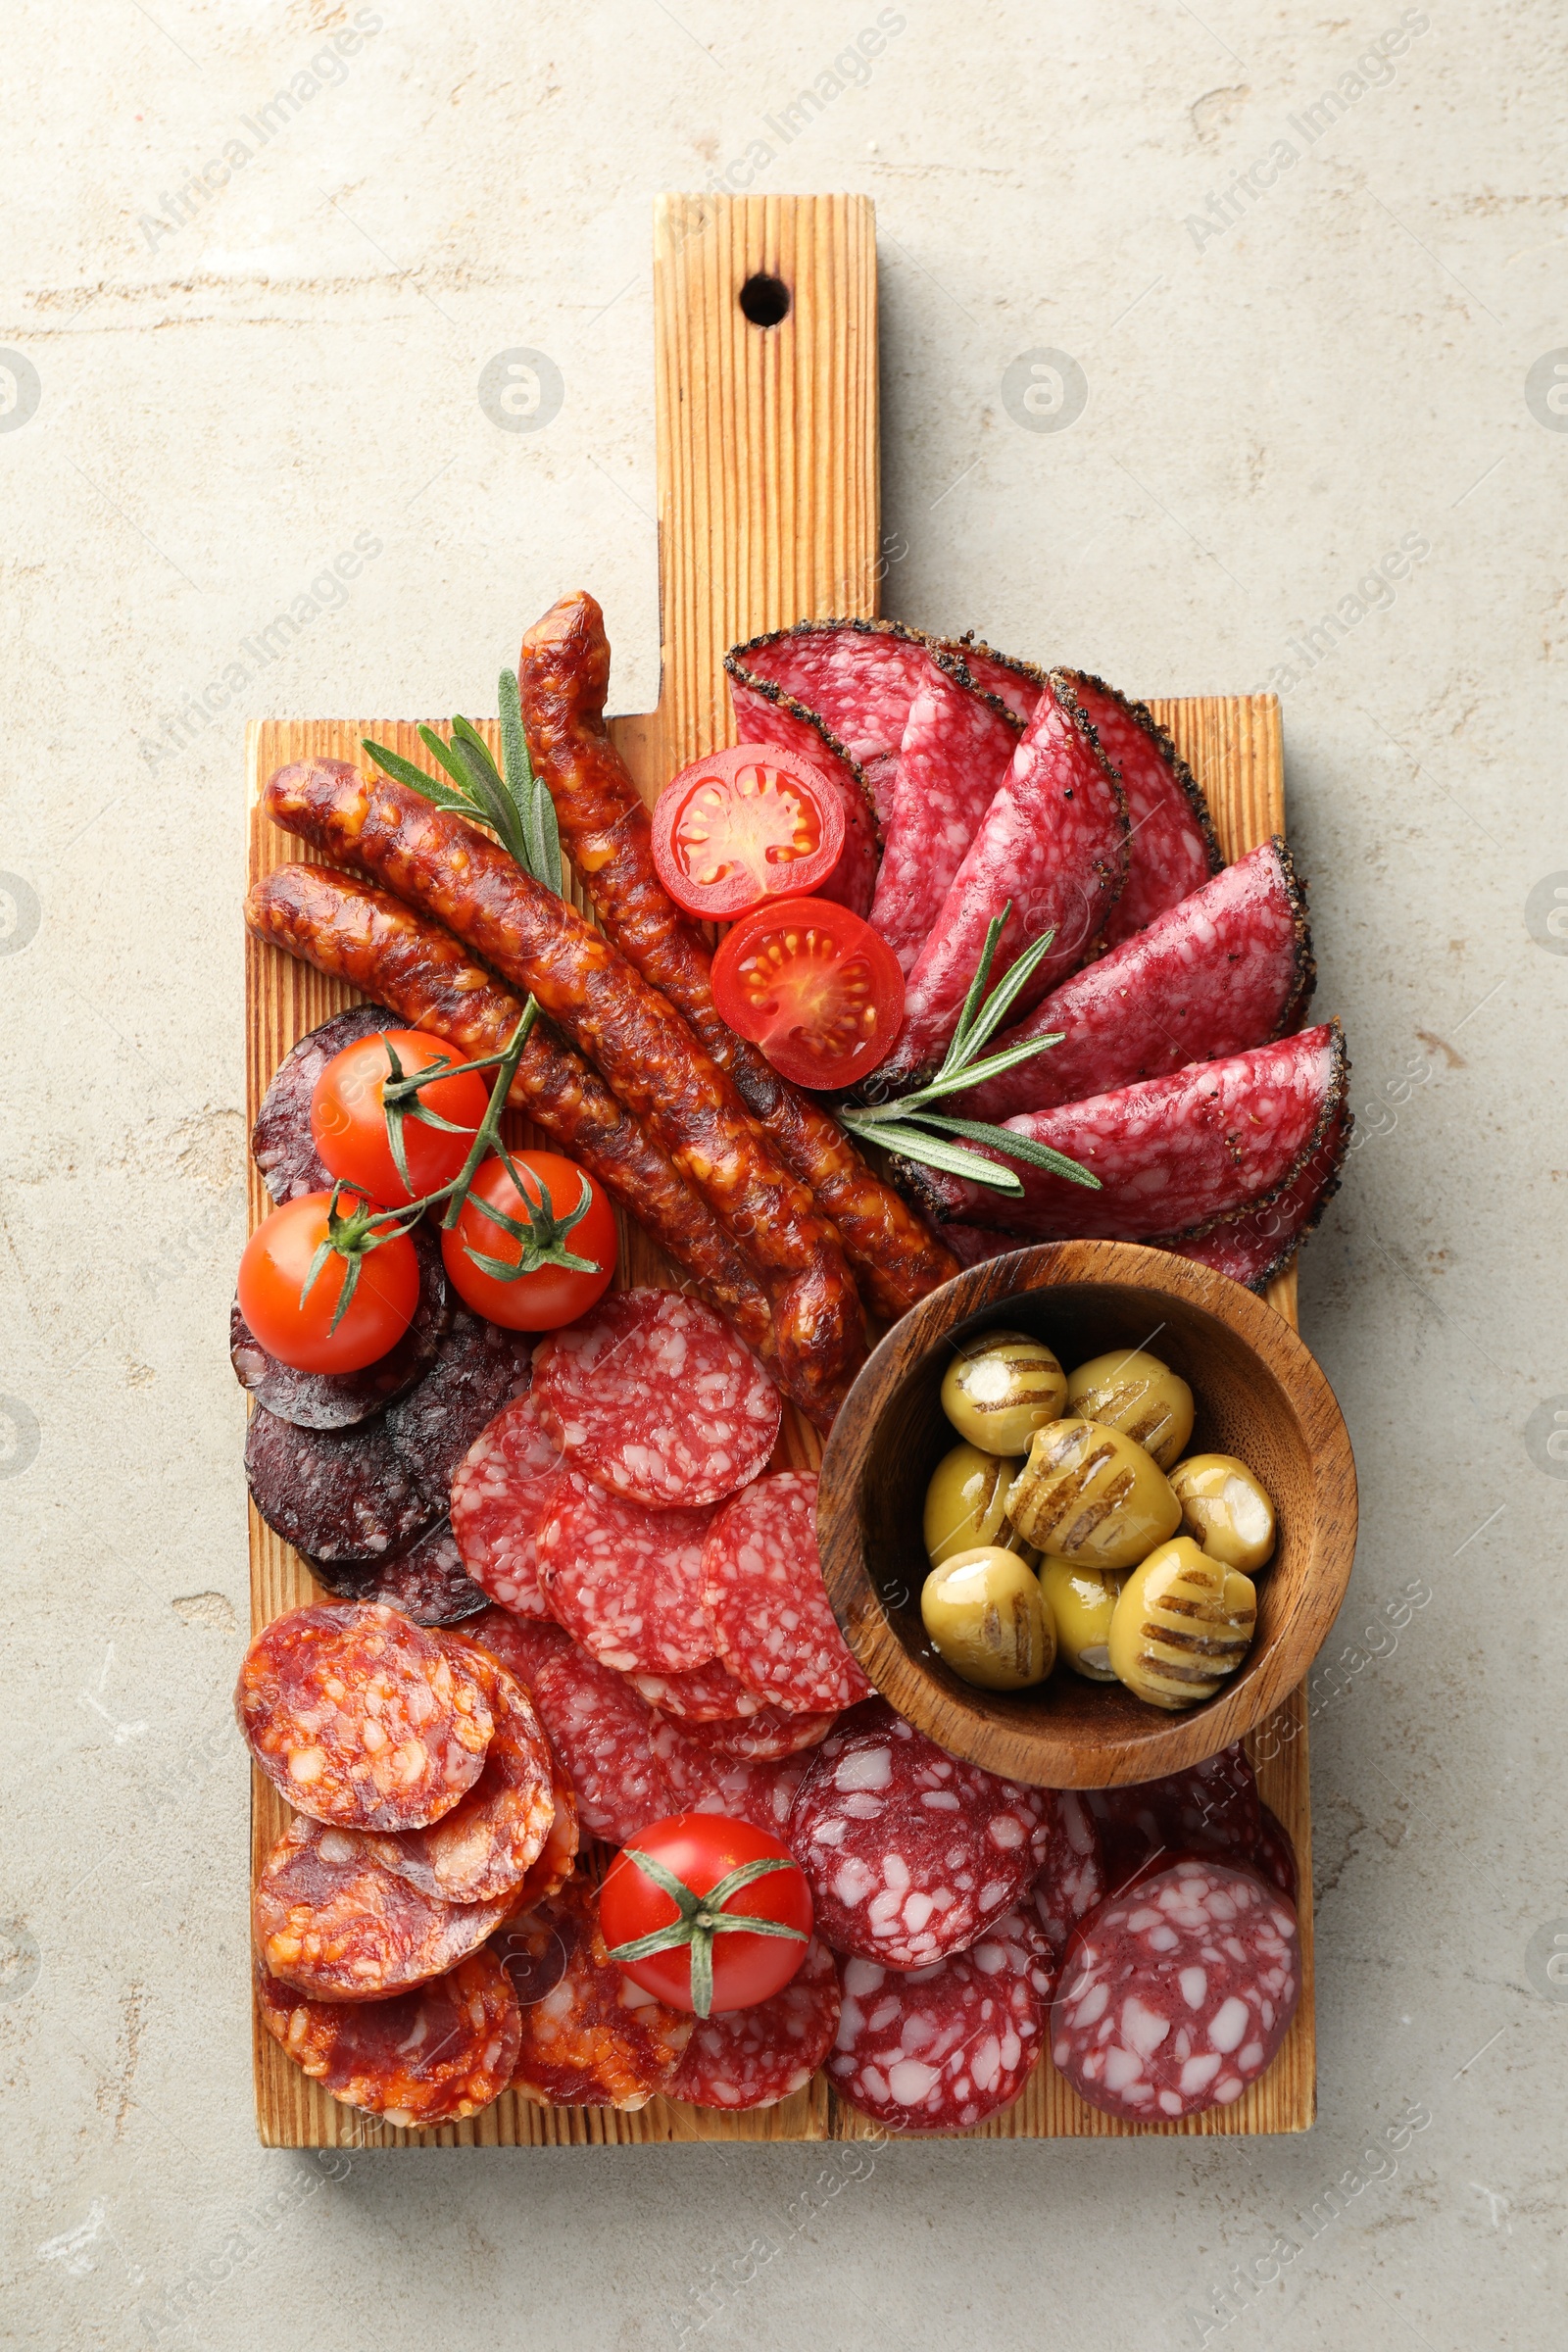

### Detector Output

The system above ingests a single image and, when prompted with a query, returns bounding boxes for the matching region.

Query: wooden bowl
[817,1240,1356,1789]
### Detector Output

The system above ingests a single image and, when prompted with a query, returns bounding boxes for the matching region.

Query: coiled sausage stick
[516,591,960,1321]
[245,862,781,1380]
[262,761,865,1428]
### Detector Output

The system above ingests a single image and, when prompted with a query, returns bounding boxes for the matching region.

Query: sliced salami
[726,665,879,918]
[251,1004,396,1203]
[1051,1857,1300,2120]
[230,1217,450,1430]
[1158,1104,1349,1292]
[528,1643,668,1846]
[254,1814,513,1999]
[702,1471,872,1716]
[787,1703,1048,1969]
[883,674,1129,1085]
[463,1605,572,1693]
[364,1642,555,1905]
[538,1471,716,1675]
[1248,1805,1298,1906]
[502,1876,693,2108]
[678,1706,837,1762]
[244,1404,437,1566]
[727,619,934,822]
[510,1755,580,1910]
[630,1657,763,1723]
[671,1936,841,2110]
[1087,1744,1262,1893]
[870,662,1020,972]
[649,1716,811,1838]
[828,1908,1046,2132]
[532,1290,781,1511]
[906,1021,1348,1241]
[383,1306,532,1509]
[305,1519,490,1629]
[1065,672,1222,947]
[956,840,1314,1123]
[449,1391,566,1620]
[1028,1790,1107,1983]
[235,1602,494,1832]
[257,1947,521,2127]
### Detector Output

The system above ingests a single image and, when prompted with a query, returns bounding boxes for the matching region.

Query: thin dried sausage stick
[516,591,959,1321]
[258,766,864,1428]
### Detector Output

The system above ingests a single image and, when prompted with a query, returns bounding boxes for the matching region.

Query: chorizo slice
[499,1876,693,2108]
[257,1947,521,2127]
[254,1813,514,2000]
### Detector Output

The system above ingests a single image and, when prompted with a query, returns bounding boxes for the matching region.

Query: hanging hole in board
[738,273,791,327]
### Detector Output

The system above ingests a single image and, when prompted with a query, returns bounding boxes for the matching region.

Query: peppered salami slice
[245,1405,437,1565]
[230,1220,451,1432]
[630,1657,763,1723]
[305,1519,490,1628]
[649,1716,811,1838]
[532,1290,781,1510]
[870,662,1020,972]
[364,1642,555,1904]
[254,1814,514,1999]
[679,1705,837,1762]
[1065,672,1223,948]
[908,1022,1348,1241]
[1028,1791,1107,1983]
[671,1936,841,2111]
[787,1703,1049,1970]
[829,1910,1045,2132]
[1051,1858,1300,2120]
[1088,1745,1262,1894]
[702,1472,872,1716]
[1247,1806,1298,1906]
[501,1876,693,2108]
[251,1004,397,1202]
[727,619,933,821]
[538,1471,716,1674]
[257,1947,521,2127]
[463,1605,573,1693]
[957,841,1314,1123]
[235,1602,493,1832]
[528,1644,668,1846]
[727,669,879,918]
[450,1392,566,1620]
[1159,1105,1349,1293]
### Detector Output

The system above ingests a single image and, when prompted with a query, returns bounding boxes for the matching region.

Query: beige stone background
[2,0,1564,2344]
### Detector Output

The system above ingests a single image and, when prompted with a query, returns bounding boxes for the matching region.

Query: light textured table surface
[2,4,1562,2346]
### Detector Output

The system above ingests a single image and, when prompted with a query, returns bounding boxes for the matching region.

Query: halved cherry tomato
[311,1029,491,1208]
[237,1191,420,1373]
[710,895,905,1090]
[599,1813,811,2016]
[652,743,845,920]
[441,1150,617,1331]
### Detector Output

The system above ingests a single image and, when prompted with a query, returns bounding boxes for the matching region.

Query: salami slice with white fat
[254,1814,514,1999]
[1027,1790,1107,1991]
[257,1947,521,2127]
[538,1471,716,1674]
[726,667,879,918]
[828,1907,1046,2132]
[245,1405,438,1566]
[907,1021,1348,1242]
[251,1004,397,1202]
[957,840,1314,1123]
[671,1936,841,2111]
[235,1602,493,1832]
[1065,672,1222,947]
[1158,1105,1349,1292]
[787,1703,1049,1969]
[502,1875,693,2108]
[305,1518,490,1628]
[649,1716,811,1838]
[230,1219,451,1430]
[870,662,1021,972]
[678,1705,837,1761]
[1248,1805,1298,1906]
[450,1392,566,1620]
[463,1605,572,1693]
[364,1642,555,1905]
[532,1290,781,1510]
[727,619,933,822]
[630,1657,763,1722]
[528,1643,668,1846]
[1087,1743,1262,1893]
[1051,1857,1300,2120]
[702,1471,872,1716]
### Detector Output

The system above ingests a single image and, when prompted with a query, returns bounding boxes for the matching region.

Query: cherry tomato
[236,1192,420,1373]
[311,1029,491,1208]
[441,1150,617,1331]
[599,1813,812,2016]
[652,743,846,920]
[710,895,905,1090]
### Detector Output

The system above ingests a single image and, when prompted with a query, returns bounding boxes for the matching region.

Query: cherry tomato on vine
[599,1813,812,2017]
[311,1029,491,1208]
[710,895,905,1090]
[651,743,846,921]
[441,1150,616,1331]
[237,1191,420,1373]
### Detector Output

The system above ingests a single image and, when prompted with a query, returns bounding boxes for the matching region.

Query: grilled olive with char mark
[940,1328,1066,1456]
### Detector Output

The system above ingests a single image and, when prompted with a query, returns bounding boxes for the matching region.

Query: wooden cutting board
[244,193,1314,2146]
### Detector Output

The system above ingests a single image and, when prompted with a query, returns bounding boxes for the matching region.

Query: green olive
[1037,1556,1124,1682]
[1169,1453,1277,1574]
[940,1328,1066,1455]
[920,1546,1054,1690]
[1006,1419,1182,1571]
[922,1442,1035,1568]
[1106,1536,1256,1710]
[1064,1348,1195,1471]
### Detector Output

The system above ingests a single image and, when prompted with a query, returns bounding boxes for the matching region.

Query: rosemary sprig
[363,668,562,894]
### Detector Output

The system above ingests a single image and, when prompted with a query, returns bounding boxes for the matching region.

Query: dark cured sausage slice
[251,1004,396,1202]
[1247,1805,1298,1906]
[670,1936,841,2111]
[701,1472,872,1717]
[1086,1744,1262,1894]
[305,1518,490,1629]
[1064,672,1223,947]
[254,1814,514,1999]
[532,1291,780,1511]
[538,1471,716,1675]
[364,1643,555,1905]
[503,1876,693,2108]
[257,1947,521,2127]
[527,1644,668,1846]
[1050,1858,1300,2121]
[829,1908,1046,2132]
[382,1308,531,1509]
[956,840,1314,1123]
[649,1716,810,1838]
[235,1603,493,1832]
[449,1393,566,1621]
[229,1220,451,1431]
[906,1022,1348,1242]
[244,1406,436,1567]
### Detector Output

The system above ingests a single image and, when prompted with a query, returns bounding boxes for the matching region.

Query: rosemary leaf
[917,1113,1102,1189]
[841,1113,1025,1194]
[362,737,473,810]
